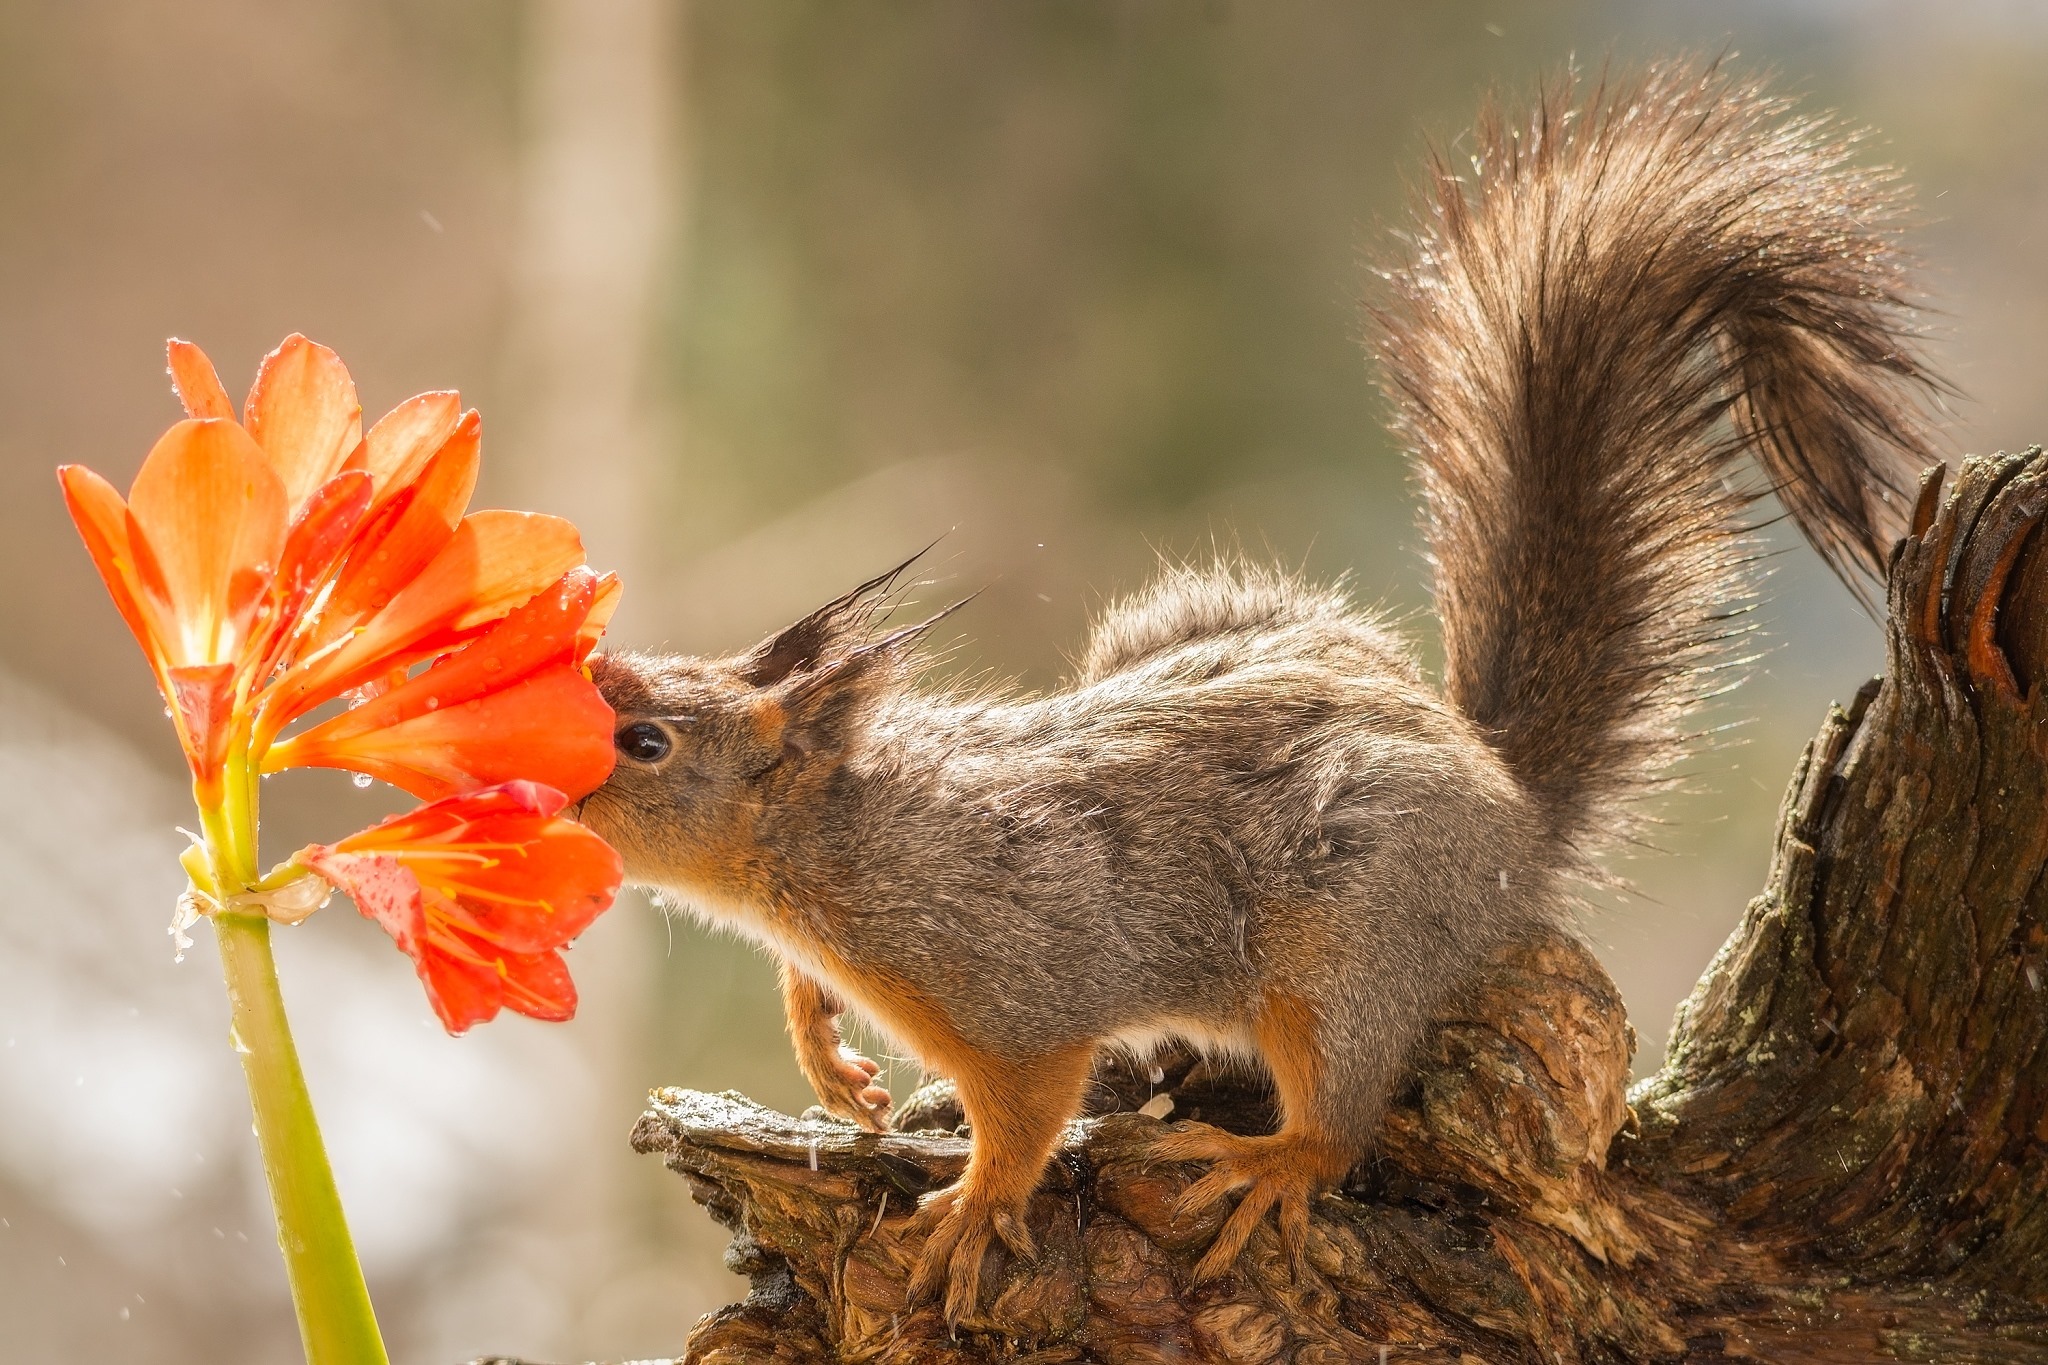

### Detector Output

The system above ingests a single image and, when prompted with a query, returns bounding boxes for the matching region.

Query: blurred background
[0,1,2043,1360]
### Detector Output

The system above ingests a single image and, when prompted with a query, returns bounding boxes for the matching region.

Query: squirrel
[581,62,1943,1324]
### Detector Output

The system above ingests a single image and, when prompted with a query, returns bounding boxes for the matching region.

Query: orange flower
[297,782,624,1033]
[59,335,603,800]
[263,567,619,800]
[56,332,632,1356]
[61,333,627,1035]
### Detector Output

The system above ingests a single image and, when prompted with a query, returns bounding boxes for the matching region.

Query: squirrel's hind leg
[1151,987,1388,1283]
[906,1042,1095,1327]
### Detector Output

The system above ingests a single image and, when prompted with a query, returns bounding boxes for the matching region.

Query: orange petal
[243,335,363,513]
[249,470,374,685]
[265,509,584,728]
[466,941,576,1023]
[58,465,166,674]
[166,340,235,421]
[319,781,620,950]
[414,939,509,1032]
[271,664,616,800]
[167,661,237,797]
[379,511,586,651]
[315,411,480,643]
[419,935,576,1032]
[266,569,614,797]
[124,419,289,668]
[301,781,621,1034]
[576,572,623,665]
[346,392,464,506]
[302,848,423,952]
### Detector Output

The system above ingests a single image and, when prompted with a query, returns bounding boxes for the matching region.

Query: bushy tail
[1374,61,1944,861]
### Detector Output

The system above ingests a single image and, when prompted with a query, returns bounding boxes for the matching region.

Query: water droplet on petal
[352,773,374,789]
[424,696,439,710]
[483,656,502,672]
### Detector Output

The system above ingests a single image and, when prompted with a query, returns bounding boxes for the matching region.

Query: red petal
[344,778,569,835]
[368,510,586,654]
[415,945,506,1033]
[310,784,619,1034]
[331,782,621,953]
[266,570,616,797]
[166,340,235,421]
[167,661,237,793]
[265,509,583,727]
[412,567,600,698]
[317,413,480,639]
[123,419,289,668]
[488,944,578,1022]
[271,664,616,800]
[345,392,464,506]
[417,928,579,1031]
[250,470,374,682]
[425,815,619,953]
[298,847,425,953]
[58,465,167,675]
[576,572,623,665]
[243,335,363,514]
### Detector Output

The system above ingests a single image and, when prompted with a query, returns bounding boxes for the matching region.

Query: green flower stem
[204,767,389,1365]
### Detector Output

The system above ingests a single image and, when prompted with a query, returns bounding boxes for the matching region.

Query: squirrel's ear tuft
[740,608,846,688]
[739,545,941,688]
[763,594,978,760]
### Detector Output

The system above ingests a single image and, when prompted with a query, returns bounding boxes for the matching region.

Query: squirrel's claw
[811,1048,893,1132]
[1151,1124,1323,1283]
[905,1183,1036,1327]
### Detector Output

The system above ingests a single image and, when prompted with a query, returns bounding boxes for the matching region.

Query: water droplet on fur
[1147,1065,1165,1085]
[352,773,373,788]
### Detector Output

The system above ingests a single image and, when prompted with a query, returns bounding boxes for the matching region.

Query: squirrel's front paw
[905,1183,1037,1327]
[810,1047,893,1132]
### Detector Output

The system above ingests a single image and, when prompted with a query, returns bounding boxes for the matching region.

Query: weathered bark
[505,449,2048,1364]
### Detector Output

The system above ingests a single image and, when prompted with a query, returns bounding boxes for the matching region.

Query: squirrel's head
[580,555,958,891]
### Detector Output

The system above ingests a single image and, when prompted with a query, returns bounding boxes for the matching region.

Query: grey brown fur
[1381,64,1940,858]
[582,61,1943,1321]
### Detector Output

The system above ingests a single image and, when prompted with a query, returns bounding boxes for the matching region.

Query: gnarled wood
[490,449,2048,1364]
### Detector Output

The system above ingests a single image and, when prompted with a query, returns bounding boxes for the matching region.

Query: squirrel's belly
[1107,1015,1259,1068]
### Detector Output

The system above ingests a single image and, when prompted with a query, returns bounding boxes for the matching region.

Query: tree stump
[534,449,2048,1364]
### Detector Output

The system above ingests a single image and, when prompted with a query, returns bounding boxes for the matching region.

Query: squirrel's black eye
[616,721,672,763]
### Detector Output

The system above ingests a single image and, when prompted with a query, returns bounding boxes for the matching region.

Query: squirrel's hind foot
[905,1182,1038,1327]
[1151,1125,1334,1283]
